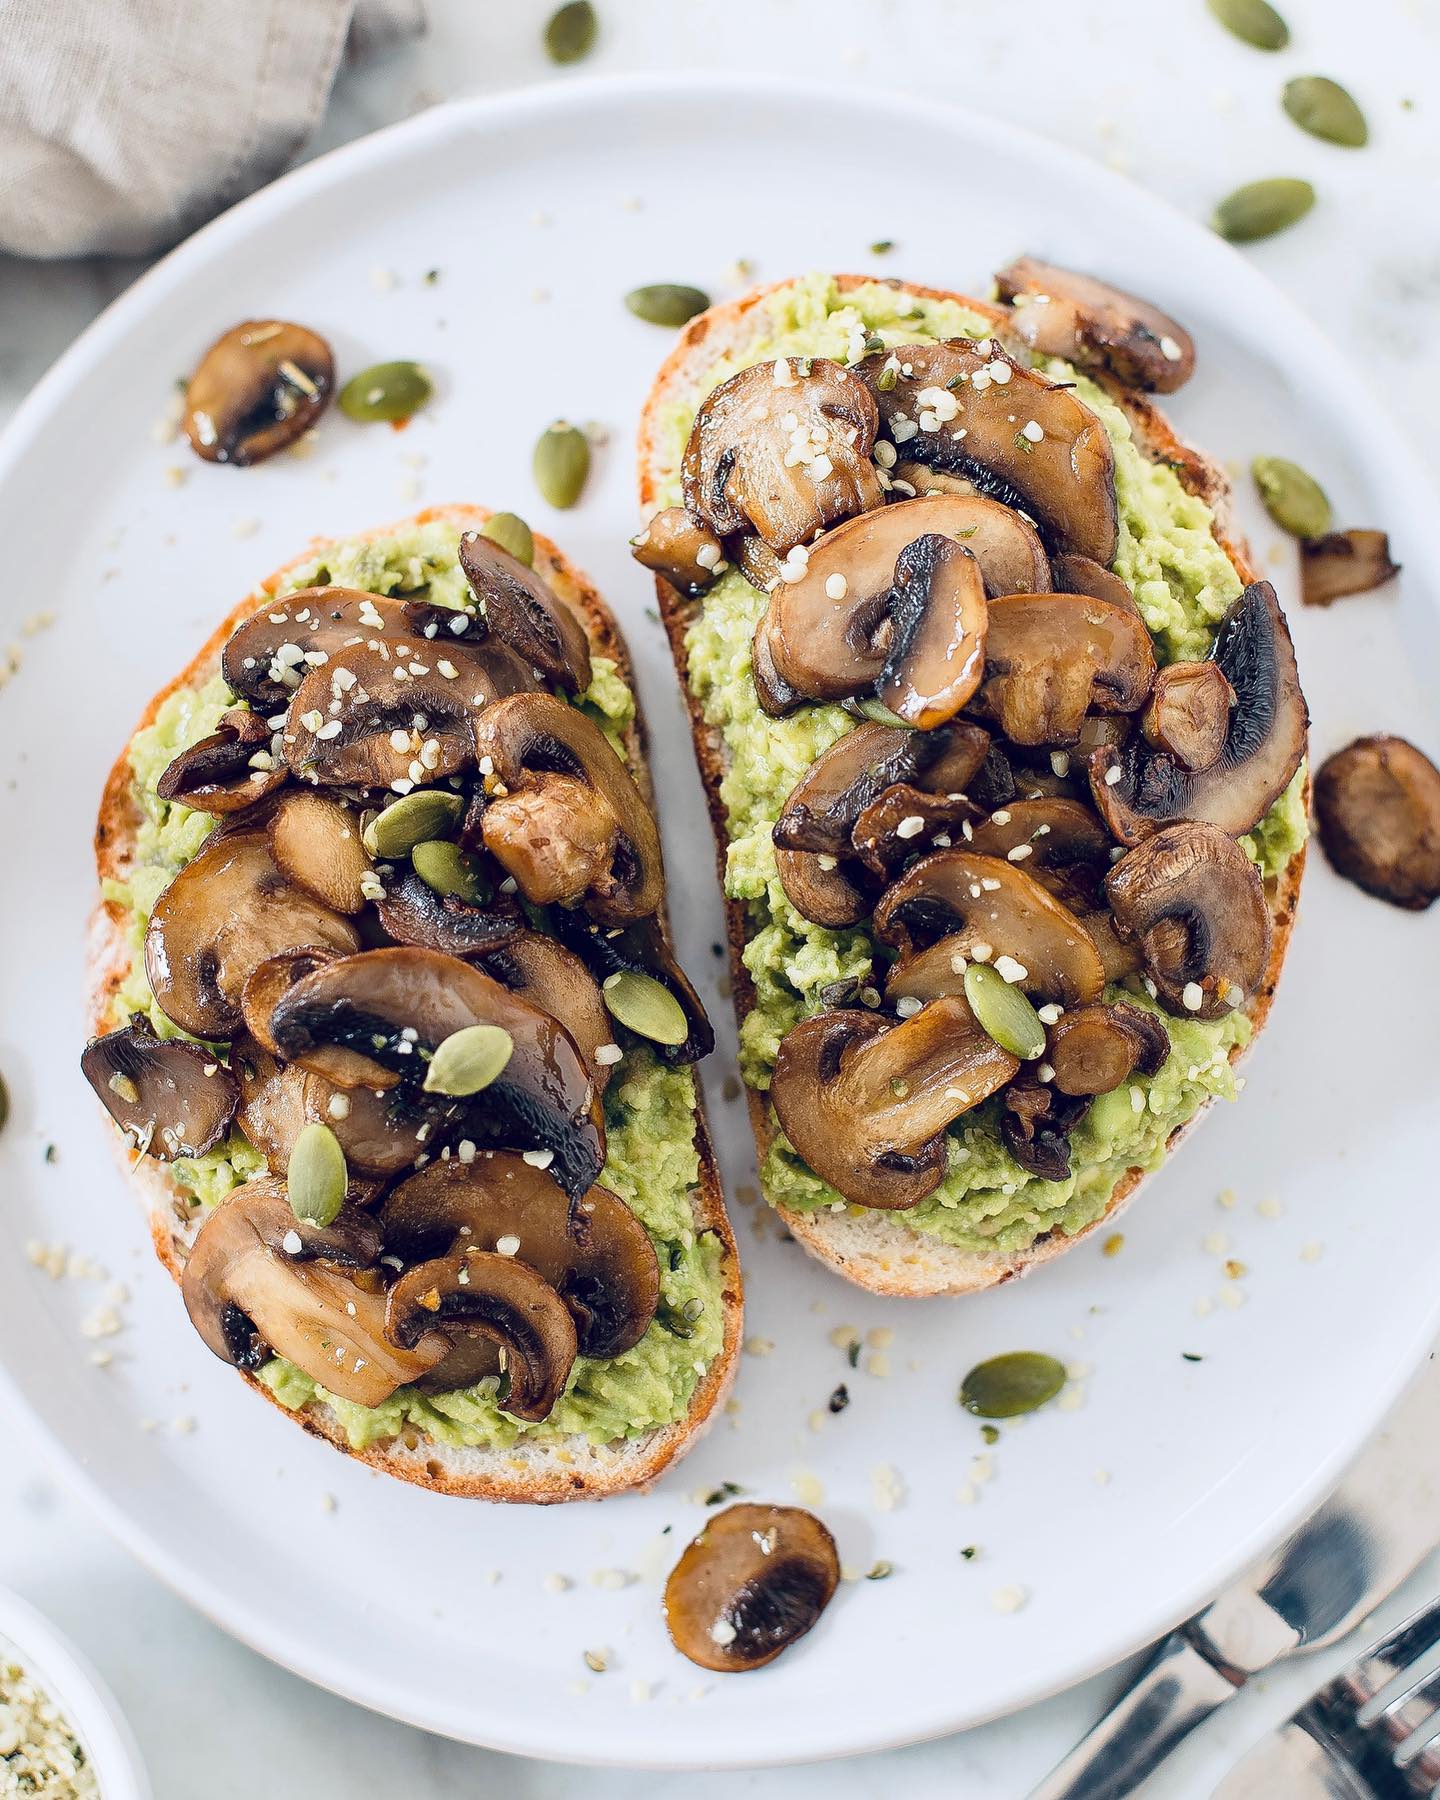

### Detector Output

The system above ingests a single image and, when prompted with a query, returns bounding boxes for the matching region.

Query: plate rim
[3,68,1439,1769]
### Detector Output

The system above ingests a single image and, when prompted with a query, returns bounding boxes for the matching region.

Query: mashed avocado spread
[658,274,1307,1255]
[103,520,724,1451]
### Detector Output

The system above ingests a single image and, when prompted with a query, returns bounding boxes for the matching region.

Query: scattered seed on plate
[625,284,710,328]
[533,420,590,509]
[1205,0,1288,50]
[1251,455,1332,538]
[1283,75,1368,147]
[1213,177,1315,242]
[544,0,596,63]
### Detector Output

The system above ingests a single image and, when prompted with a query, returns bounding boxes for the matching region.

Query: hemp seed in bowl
[0,1652,100,1798]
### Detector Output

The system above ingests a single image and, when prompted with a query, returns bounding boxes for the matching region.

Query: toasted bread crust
[638,275,1306,1297]
[88,504,741,1499]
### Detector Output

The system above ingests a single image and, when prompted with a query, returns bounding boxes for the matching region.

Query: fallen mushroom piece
[630,507,727,595]
[996,257,1196,393]
[758,502,989,727]
[155,708,289,814]
[144,829,361,1040]
[874,849,1106,1008]
[547,911,715,1065]
[374,867,523,957]
[181,1177,446,1404]
[1105,823,1271,1019]
[1300,530,1401,608]
[81,1015,239,1160]
[856,338,1119,564]
[477,932,617,1088]
[682,357,884,553]
[380,1155,660,1357]
[976,591,1156,746]
[1314,734,1440,910]
[282,642,530,792]
[183,320,333,466]
[771,998,1018,1209]
[474,693,663,923]
[1141,662,1235,772]
[772,720,991,858]
[457,529,593,691]
[1090,581,1307,842]
[1046,1002,1170,1097]
[1052,551,1141,614]
[268,947,605,1200]
[664,1503,840,1673]
[1000,1080,1092,1181]
[267,790,374,912]
[385,1251,577,1422]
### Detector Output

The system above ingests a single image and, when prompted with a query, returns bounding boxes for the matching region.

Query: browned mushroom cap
[380,1155,659,1357]
[856,339,1118,564]
[890,461,979,501]
[1300,530,1401,608]
[1105,823,1270,1018]
[773,720,990,858]
[1052,552,1141,614]
[474,693,663,922]
[996,257,1196,394]
[1314,734,1440,910]
[759,507,988,729]
[385,1251,577,1421]
[180,1177,445,1404]
[770,998,1019,1209]
[850,784,982,877]
[682,357,884,553]
[1140,662,1235,773]
[223,589,442,711]
[664,1503,840,1673]
[240,947,344,1057]
[457,529,593,691]
[964,796,1112,871]
[268,947,606,1200]
[750,619,804,716]
[884,491,1052,596]
[1046,1002,1170,1097]
[1090,581,1307,843]
[144,829,361,1039]
[81,1015,238,1159]
[267,790,374,911]
[732,534,787,596]
[630,507,727,596]
[545,911,716,1066]
[976,592,1156,746]
[183,320,333,466]
[477,932,616,1088]
[875,849,1106,1007]
[155,708,289,814]
[374,868,524,958]
[774,845,873,929]
[1000,1080,1093,1180]
[231,1035,308,1166]
[282,642,530,791]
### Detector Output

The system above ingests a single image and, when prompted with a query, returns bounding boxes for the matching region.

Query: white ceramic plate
[1,74,1437,1769]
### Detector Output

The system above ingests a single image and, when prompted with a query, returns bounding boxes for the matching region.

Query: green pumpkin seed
[625,284,711,328]
[1205,0,1288,50]
[960,1351,1067,1419]
[602,970,689,1047]
[410,837,486,902]
[963,963,1045,1061]
[544,0,596,64]
[1212,177,1315,242]
[533,421,590,510]
[480,511,535,567]
[362,789,464,859]
[1251,455,1333,539]
[287,1122,347,1226]
[1283,76,1368,148]
[423,1025,514,1097]
[338,360,433,423]
[854,697,915,729]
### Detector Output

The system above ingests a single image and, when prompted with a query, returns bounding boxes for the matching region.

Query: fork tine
[1294,1595,1440,1798]
[1329,1594,1440,1714]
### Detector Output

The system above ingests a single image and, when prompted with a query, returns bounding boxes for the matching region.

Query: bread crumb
[991,1584,1028,1614]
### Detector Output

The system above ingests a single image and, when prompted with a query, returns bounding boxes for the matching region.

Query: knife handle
[1028,1629,1240,1800]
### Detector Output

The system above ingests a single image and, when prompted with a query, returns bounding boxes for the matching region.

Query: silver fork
[1215,1595,1440,1798]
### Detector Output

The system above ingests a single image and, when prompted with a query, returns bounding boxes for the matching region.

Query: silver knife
[1030,1350,1440,1800]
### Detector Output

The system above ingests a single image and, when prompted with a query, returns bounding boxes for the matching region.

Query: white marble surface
[3,1,1439,1794]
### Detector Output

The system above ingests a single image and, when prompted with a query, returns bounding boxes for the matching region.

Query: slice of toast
[87,503,742,1499]
[638,276,1306,1298]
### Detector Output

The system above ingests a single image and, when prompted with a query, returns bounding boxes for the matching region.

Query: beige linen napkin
[0,0,424,259]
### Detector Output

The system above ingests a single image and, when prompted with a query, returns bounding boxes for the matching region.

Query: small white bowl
[0,1588,150,1800]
